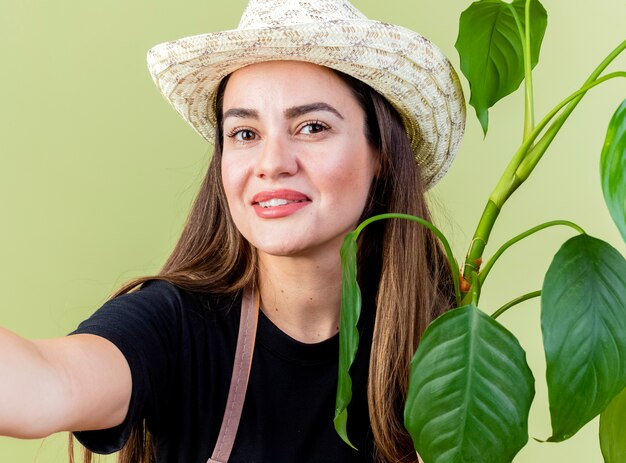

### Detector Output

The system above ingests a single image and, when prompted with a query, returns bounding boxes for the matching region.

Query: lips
[251,189,311,218]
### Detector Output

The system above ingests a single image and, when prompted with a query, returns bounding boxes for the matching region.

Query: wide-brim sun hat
[147,0,466,189]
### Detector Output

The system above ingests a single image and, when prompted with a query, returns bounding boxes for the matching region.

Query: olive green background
[1,0,624,461]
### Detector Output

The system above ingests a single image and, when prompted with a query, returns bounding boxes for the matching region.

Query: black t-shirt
[70,279,375,462]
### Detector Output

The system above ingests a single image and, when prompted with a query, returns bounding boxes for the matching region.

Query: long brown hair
[71,67,455,463]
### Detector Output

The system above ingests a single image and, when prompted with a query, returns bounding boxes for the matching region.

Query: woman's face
[221,60,378,259]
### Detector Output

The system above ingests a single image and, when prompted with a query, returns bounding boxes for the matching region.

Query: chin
[255,242,309,258]
[254,236,345,261]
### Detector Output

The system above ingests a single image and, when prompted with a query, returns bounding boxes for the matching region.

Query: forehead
[222,60,356,110]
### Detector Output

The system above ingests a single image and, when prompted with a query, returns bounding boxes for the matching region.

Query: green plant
[334,0,626,461]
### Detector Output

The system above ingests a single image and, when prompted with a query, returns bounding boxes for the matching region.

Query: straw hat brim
[147,19,465,189]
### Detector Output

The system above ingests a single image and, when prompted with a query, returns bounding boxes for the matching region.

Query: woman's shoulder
[74,279,241,338]
[122,278,238,308]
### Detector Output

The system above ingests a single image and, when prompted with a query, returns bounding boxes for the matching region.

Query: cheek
[319,152,377,212]
[332,146,377,192]
[220,157,244,206]
[220,158,252,239]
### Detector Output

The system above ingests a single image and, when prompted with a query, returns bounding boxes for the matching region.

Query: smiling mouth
[257,198,308,208]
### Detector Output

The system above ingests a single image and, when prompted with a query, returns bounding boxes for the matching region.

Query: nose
[253,133,298,179]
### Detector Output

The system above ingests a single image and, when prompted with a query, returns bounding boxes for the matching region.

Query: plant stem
[516,71,626,180]
[461,40,626,287]
[471,271,480,306]
[507,2,535,140]
[516,41,626,164]
[491,290,542,319]
[463,201,501,278]
[478,220,586,287]
[523,0,535,139]
[353,213,462,306]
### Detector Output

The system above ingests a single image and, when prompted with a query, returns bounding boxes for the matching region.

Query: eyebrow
[222,102,344,121]
[284,102,344,120]
[223,107,259,120]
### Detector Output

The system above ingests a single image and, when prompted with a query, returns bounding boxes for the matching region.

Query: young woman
[0,0,465,462]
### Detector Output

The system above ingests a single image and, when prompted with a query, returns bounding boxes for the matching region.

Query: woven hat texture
[147,0,466,189]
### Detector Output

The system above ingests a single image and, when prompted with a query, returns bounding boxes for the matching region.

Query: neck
[257,251,342,344]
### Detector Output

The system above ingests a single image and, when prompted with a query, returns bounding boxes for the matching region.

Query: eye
[298,121,329,135]
[227,127,257,143]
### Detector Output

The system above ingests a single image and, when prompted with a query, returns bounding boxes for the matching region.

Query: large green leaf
[541,234,626,442]
[404,304,534,463]
[600,99,626,244]
[334,232,361,449]
[455,0,547,134]
[600,387,626,462]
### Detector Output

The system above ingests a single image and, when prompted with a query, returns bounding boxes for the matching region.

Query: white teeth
[259,198,289,208]
[258,198,305,208]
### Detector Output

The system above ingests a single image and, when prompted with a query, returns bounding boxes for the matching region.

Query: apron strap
[207,285,259,463]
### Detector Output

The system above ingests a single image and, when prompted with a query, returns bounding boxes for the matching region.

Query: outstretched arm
[0,328,132,439]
